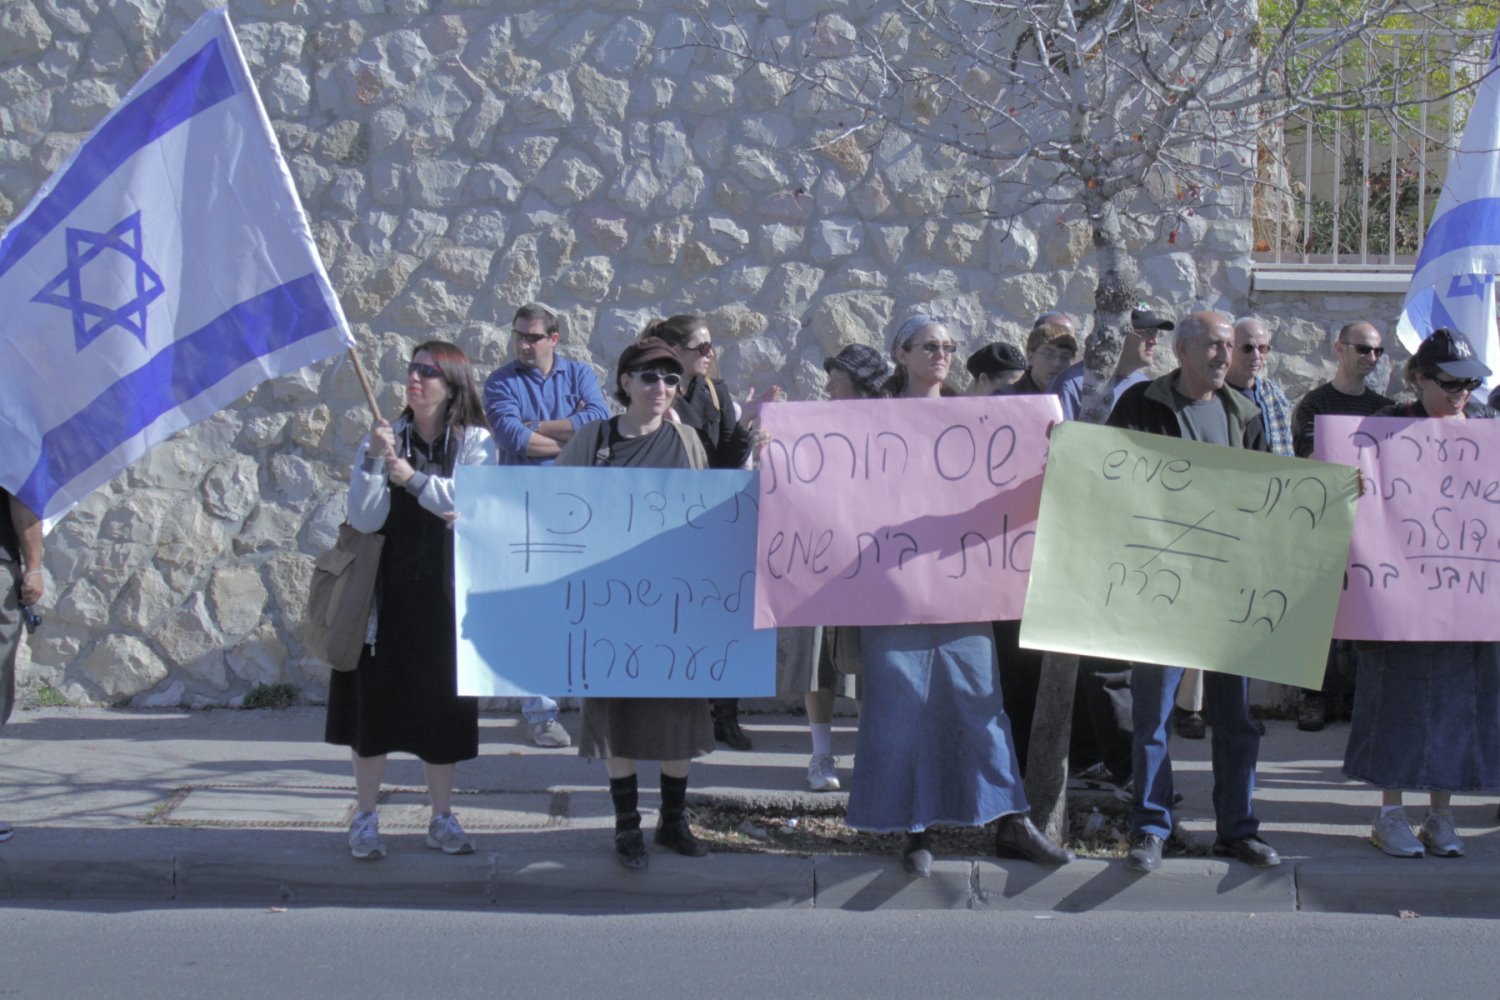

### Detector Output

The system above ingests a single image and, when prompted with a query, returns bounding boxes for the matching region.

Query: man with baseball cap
[1050,307,1175,420]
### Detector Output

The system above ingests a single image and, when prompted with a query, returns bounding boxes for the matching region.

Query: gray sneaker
[1418,810,1464,857]
[807,753,841,791]
[530,719,572,748]
[426,812,475,855]
[0,820,13,843]
[348,811,385,860]
[1371,811,1423,858]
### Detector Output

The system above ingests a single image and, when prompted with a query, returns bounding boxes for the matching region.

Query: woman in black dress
[325,340,496,860]
[647,314,756,749]
[557,336,714,869]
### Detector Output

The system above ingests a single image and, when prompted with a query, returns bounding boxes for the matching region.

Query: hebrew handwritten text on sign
[1315,415,1500,641]
[1020,422,1359,687]
[753,394,1062,627]
[454,466,774,698]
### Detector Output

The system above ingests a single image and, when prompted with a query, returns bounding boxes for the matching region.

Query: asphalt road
[0,906,1494,998]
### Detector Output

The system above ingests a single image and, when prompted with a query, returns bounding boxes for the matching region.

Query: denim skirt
[846,622,1027,832]
[1342,641,1500,792]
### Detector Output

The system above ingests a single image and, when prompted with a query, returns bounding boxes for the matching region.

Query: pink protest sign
[753,394,1062,627]
[1315,414,1500,640]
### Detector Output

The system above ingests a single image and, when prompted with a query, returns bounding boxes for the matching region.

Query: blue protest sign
[454,466,774,698]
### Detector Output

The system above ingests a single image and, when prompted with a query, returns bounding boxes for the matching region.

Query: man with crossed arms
[483,303,609,747]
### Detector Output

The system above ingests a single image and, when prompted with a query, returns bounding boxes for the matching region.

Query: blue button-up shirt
[482,357,610,465]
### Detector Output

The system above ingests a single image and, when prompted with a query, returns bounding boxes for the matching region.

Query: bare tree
[702,0,1497,839]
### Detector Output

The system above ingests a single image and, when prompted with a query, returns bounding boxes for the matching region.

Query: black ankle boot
[656,773,708,857]
[901,831,932,878]
[609,775,648,869]
[711,700,752,750]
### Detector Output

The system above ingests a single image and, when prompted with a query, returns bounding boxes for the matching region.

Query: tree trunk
[1025,191,1136,841]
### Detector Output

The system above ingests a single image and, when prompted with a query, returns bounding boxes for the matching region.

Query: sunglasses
[632,370,682,387]
[408,361,443,379]
[513,330,550,344]
[919,342,958,356]
[1341,342,1384,358]
[1432,375,1481,394]
[1238,344,1271,355]
[687,342,714,357]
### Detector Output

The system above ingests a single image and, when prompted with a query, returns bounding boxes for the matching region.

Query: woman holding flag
[325,341,496,861]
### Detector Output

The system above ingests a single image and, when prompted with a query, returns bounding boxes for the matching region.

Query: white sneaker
[1418,810,1464,857]
[807,753,841,791]
[348,811,385,860]
[426,812,475,855]
[1371,810,1423,858]
[530,719,572,748]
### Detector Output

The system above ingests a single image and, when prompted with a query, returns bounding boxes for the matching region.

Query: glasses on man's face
[408,361,443,380]
[1341,342,1384,358]
[1432,375,1481,395]
[918,342,957,356]
[1239,343,1271,355]
[633,370,682,387]
[687,342,714,357]
[513,330,549,345]
[1036,345,1074,362]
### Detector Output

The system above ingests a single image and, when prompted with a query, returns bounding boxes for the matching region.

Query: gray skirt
[578,697,715,761]
[775,626,861,700]
[1342,641,1500,792]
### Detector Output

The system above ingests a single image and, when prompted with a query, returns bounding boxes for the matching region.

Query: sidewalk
[1,707,1497,915]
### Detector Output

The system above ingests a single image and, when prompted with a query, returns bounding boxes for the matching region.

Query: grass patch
[32,685,68,708]
[242,683,299,710]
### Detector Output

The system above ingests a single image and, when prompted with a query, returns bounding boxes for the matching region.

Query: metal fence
[1253,28,1492,269]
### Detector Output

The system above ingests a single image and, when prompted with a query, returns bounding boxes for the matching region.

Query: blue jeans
[521,696,558,725]
[1130,664,1260,841]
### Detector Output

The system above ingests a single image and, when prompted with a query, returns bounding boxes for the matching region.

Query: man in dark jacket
[1105,311,1280,874]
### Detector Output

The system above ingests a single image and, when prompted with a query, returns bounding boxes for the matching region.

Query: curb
[8,839,1499,915]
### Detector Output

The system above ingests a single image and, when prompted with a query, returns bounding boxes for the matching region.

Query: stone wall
[1249,287,1409,401]
[0,0,1255,705]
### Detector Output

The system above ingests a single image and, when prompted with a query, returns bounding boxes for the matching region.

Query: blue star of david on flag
[0,9,352,527]
[31,211,164,351]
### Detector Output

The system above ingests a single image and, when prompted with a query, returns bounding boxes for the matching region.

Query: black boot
[609,774,648,870]
[711,699,752,750]
[901,830,932,878]
[655,773,708,857]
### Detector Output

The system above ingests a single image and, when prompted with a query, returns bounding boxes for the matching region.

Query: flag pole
[347,348,383,422]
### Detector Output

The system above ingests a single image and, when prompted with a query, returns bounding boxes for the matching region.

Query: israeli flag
[0,10,351,527]
[1397,25,1500,390]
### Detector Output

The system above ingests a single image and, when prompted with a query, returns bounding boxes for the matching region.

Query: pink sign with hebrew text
[753,394,1061,628]
[1315,414,1500,640]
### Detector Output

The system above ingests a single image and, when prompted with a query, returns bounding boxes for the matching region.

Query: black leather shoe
[714,716,753,750]
[654,817,709,857]
[1173,709,1206,740]
[614,829,649,870]
[1211,834,1281,868]
[711,702,753,750]
[1126,833,1164,873]
[994,814,1075,866]
[901,832,932,878]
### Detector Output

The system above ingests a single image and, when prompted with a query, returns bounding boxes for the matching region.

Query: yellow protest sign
[1019,422,1360,687]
